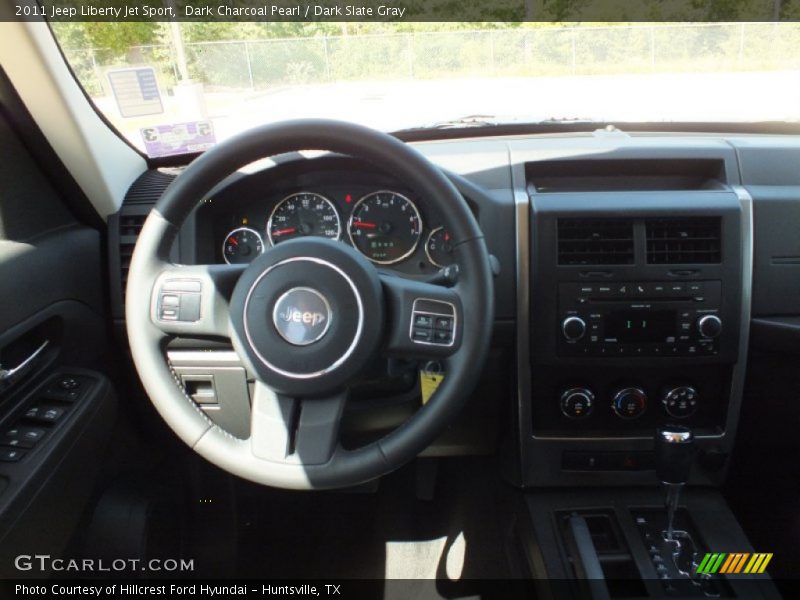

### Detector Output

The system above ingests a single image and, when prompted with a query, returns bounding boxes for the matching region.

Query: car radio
[558,280,722,357]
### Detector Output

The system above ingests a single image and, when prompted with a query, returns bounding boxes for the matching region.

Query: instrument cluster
[218,187,455,272]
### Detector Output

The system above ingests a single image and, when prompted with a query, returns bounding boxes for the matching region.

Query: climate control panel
[558,384,700,421]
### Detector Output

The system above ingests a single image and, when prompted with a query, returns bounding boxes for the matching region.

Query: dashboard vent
[646,217,721,264]
[118,213,146,300]
[124,169,177,204]
[557,219,635,265]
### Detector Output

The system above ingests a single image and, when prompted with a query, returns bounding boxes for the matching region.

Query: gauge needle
[352,221,377,230]
[228,237,239,245]
[272,227,297,237]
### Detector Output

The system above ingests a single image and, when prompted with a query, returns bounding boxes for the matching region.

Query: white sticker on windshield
[141,121,216,158]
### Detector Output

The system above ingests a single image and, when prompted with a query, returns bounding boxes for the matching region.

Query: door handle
[0,339,50,393]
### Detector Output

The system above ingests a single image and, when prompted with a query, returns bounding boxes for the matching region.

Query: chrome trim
[266,191,342,246]
[167,350,241,368]
[271,286,333,346]
[722,185,754,449]
[408,298,457,348]
[221,227,264,265]
[243,257,364,379]
[424,226,451,268]
[0,339,49,393]
[661,385,698,419]
[561,316,586,341]
[347,190,423,265]
[512,177,533,470]
[658,428,693,444]
[559,387,594,419]
[531,188,754,444]
[611,387,648,420]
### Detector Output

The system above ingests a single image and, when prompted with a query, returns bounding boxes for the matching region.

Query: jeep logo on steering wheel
[272,287,332,346]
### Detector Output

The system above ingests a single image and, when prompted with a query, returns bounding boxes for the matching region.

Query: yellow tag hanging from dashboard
[420,371,445,404]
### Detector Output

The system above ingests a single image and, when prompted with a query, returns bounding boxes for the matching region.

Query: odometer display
[348,191,422,264]
[267,192,341,245]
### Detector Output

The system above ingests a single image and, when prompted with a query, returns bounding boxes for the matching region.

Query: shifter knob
[655,425,695,485]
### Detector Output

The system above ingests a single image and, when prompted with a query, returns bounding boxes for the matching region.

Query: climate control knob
[561,316,587,341]
[560,388,594,419]
[662,386,699,419]
[612,387,647,419]
[697,314,722,339]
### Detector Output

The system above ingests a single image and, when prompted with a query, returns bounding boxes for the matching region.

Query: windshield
[50,22,800,158]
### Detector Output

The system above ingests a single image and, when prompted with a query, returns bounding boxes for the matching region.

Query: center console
[509,139,752,488]
[505,138,769,596]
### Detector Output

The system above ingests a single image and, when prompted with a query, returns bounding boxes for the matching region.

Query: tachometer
[267,192,341,245]
[222,227,264,264]
[425,227,455,268]
[348,191,422,264]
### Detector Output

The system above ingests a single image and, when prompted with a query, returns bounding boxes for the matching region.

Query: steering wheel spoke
[380,273,463,359]
[250,380,347,466]
[149,262,245,339]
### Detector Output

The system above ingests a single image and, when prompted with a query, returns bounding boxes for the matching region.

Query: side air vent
[557,219,635,265]
[124,169,177,204]
[118,213,146,300]
[646,217,721,264]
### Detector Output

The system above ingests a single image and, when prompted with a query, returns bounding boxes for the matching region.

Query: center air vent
[646,217,721,264]
[557,219,634,265]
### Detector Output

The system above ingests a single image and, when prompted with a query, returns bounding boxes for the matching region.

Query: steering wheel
[126,120,494,490]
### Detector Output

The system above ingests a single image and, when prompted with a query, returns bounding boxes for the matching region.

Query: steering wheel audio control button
[410,299,456,347]
[158,279,202,322]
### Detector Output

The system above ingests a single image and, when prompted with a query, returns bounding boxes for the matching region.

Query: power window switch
[0,448,26,462]
[2,426,46,449]
[25,405,66,424]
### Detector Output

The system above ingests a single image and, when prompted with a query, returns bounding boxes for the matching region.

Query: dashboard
[113,130,800,489]
[193,159,465,277]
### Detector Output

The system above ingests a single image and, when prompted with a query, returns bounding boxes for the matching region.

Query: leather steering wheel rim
[126,119,494,490]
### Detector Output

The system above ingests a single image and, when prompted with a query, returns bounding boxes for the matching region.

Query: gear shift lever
[655,425,695,541]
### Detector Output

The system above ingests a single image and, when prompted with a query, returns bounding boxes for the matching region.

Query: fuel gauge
[222,227,264,264]
[425,227,454,268]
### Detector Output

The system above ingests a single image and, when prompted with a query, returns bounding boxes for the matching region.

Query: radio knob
[662,386,698,419]
[697,315,722,339]
[562,316,587,341]
[560,388,594,419]
[612,387,647,420]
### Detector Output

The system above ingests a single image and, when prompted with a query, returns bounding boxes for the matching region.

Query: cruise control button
[433,330,452,344]
[434,316,453,331]
[412,328,432,342]
[413,314,434,328]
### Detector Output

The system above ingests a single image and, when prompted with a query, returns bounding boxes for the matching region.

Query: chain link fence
[64,23,800,98]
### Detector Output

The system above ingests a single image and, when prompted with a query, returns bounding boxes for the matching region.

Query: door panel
[0,85,117,575]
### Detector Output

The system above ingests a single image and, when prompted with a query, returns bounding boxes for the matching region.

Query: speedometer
[267,192,341,245]
[348,191,423,264]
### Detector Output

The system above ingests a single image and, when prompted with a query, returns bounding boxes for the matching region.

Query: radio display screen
[606,310,675,343]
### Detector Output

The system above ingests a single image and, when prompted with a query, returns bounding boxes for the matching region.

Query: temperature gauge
[222,227,264,264]
[425,227,454,268]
